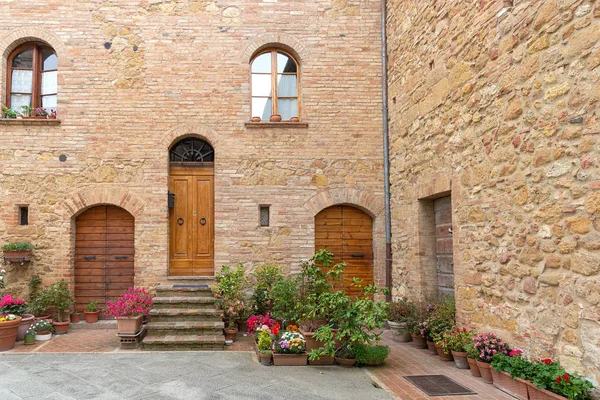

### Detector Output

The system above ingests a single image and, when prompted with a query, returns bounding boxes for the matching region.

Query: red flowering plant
[246,314,276,334]
[473,332,510,363]
[531,358,594,399]
[104,287,153,319]
[441,327,474,353]
[0,294,28,316]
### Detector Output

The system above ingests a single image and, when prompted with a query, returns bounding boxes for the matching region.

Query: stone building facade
[387,0,600,385]
[0,1,385,304]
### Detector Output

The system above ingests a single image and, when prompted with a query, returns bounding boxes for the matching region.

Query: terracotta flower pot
[0,316,22,351]
[388,321,412,342]
[117,315,142,335]
[451,350,470,369]
[224,328,238,342]
[35,315,51,322]
[84,311,99,323]
[468,358,481,377]
[290,117,300,122]
[53,321,70,335]
[426,340,437,355]
[411,334,428,349]
[435,343,454,361]
[17,314,34,341]
[251,117,261,122]
[258,352,272,366]
[491,369,528,400]
[299,328,334,365]
[335,357,356,368]
[237,321,249,334]
[273,353,308,366]
[70,313,81,323]
[476,360,493,384]
[525,380,567,400]
[2,250,32,263]
[269,114,282,122]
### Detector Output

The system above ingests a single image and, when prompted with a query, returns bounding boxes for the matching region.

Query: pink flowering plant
[442,327,474,353]
[0,294,28,315]
[474,332,509,363]
[104,287,153,318]
[222,298,246,329]
[246,314,276,334]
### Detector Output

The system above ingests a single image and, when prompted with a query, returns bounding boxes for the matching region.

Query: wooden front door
[169,167,214,276]
[74,206,135,312]
[315,205,374,297]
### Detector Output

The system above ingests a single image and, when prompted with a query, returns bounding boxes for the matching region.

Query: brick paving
[364,331,513,400]
[7,329,136,354]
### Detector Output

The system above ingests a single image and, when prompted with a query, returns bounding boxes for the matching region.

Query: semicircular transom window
[170,138,215,163]
[251,49,299,121]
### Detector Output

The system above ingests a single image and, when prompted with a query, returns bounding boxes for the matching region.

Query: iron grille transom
[170,138,215,163]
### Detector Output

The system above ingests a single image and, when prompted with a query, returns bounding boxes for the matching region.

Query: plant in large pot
[387,298,417,343]
[491,351,533,400]
[1,242,33,264]
[445,327,474,369]
[42,280,74,334]
[272,328,308,366]
[527,358,594,400]
[427,296,456,360]
[473,332,510,384]
[0,313,22,351]
[411,320,429,349]
[105,287,153,335]
[0,292,32,342]
[212,264,248,344]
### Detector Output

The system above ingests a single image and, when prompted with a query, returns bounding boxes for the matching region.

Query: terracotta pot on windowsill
[251,117,261,122]
[289,117,300,122]
[269,114,282,122]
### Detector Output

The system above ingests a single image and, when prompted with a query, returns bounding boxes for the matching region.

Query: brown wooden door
[169,167,214,276]
[74,206,135,312]
[315,205,373,297]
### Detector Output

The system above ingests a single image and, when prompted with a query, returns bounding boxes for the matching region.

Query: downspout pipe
[381,0,393,301]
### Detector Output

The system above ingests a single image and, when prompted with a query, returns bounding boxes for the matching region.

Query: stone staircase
[143,279,225,351]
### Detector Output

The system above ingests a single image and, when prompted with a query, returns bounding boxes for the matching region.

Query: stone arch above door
[303,188,384,218]
[61,188,146,220]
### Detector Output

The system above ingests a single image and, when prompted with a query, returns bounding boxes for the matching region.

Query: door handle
[351,253,364,258]
[177,217,184,226]
[200,217,207,226]
[114,256,128,260]
[83,256,97,260]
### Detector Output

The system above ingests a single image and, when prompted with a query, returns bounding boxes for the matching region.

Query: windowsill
[0,118,62,126]
[244,121,308,129]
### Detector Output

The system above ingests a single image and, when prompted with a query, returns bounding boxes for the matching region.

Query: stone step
[152,296,217,309]
[148,308,222,323]
[143,334,225,351]
[146,321,224,335]
[155,284,214,298]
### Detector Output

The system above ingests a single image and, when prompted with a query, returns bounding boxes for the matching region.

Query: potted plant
[84,302,100,323]
[446,327,474,369]
[212,264,247,344]
[251,116,261,122]
[23,327,36,345]
[256,329,273,366]
[427,296,455,359]
[433,331,454,362]
[20,105,33,118]
[474,332,510,384]
[246,314,277,338]
[49,110,57,120]
[269,114,282,122]
[411,321,428,349]
[32,107,48,119]
[1,242,33,264]
[466,343,481,377]
[335,345,357,367]
[70,312,81,323]
[272,329,308,366]
[1,106,20,119]
[387,298,416,342]
[491,351,531,400]
[354,343,390,366]
[523,358,594,400]
[0,294,31,341]
[31,319,53,341]
[28,276,51,321]
[42,280,74,334]
[0,313,22,351]
[104,287,153,334]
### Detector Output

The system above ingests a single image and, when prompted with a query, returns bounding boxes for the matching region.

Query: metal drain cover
[403,375,477,396]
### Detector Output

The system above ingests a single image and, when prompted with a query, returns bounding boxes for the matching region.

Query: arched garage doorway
[315,205,373,297]
[74,205,134,312]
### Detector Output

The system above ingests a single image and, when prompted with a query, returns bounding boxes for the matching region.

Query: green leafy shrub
[41,280,74,322]
[271,276,302,324]
[212,264,248,327]
[86,301,98,312]
[354,344,390,366]
[387,298,416,323]
[257,329,273,354]
[250,264,283,316]
[2,242,33,251]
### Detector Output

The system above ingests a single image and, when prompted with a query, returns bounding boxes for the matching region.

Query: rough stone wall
[388,0,600,384]
[0,1,385,298]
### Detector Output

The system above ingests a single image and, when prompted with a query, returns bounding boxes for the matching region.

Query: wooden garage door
[75,206,134,312]
[315,205,373,297]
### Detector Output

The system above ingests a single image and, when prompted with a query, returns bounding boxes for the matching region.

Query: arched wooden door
[74,205,134,312]
[315,205,373,297]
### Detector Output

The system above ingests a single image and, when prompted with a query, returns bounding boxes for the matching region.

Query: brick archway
[303,188,384,218]
[61,188,146,220]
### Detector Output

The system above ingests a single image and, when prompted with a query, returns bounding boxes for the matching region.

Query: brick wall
[0,1,385,299]
[387,0,600,384]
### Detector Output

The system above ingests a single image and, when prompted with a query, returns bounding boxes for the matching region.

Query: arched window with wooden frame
[251,49,299,121]
[7,42,57,113]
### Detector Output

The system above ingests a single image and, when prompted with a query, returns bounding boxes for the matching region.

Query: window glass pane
[251,53,271,73]
[42,95,57,112]
[277,52,297,73]
[42,49,58,70]
[11,69,33,93]
[260,206,270,227]
[251,74,272,97]
[41,71,57,95]
[278,98,298,120]
[252,97,272,120]
[10,94,31,112]
[11,48,33,68]
[276,74,297,97]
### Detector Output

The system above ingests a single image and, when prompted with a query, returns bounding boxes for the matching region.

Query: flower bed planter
[468,358,481,377]
[17,314,34,341]
[491,369,528,400]
[411,334,427,349]
[2,250,32,264]
[525,380,567,400]
[335,357,356,368]
[451,350,470,369]
[0,316,22,351]
[299,328,334,365]
[117,315,142,335]
[272,353,308,366]
[426,340,437,355]
[53,321,70,335]
[435,343,454,361]
[388,321,411,342]
[476,360,493,384]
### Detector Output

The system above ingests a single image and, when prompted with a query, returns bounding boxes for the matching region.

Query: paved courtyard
[0,352,391,400]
